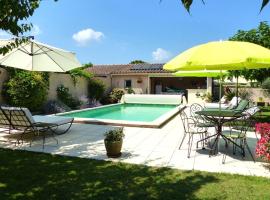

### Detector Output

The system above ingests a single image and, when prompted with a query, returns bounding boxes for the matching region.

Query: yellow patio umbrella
[164,41,270,71]
[173,70,228,77]
[164,41,270,107]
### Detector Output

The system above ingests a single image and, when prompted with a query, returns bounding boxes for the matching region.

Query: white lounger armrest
[33,115,74,126]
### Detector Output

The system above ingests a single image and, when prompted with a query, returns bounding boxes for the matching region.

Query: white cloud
[152,48,171,62]
[72,28,104,46]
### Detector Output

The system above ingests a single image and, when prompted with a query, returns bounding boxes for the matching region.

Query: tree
[0,1,56,55]
[229,22,270,83]
[179,0,269,12]
[129,60,147,64]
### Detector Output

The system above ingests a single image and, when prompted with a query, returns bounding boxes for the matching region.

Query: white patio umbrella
[0,39,81,72]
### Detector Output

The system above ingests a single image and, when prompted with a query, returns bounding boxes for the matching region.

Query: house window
[124,80,132,88]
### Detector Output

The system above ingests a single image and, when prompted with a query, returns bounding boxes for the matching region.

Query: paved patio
[0,111,269,178]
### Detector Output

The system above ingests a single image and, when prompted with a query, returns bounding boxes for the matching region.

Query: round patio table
[196,109,245,159]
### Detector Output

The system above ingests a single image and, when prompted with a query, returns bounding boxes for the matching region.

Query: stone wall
[0,70,89,104]
[48,73,88,101]
[111,74,148,94]
[229,87,270,104]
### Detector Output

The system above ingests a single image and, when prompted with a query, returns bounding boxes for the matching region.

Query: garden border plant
[87,78,105,103]
[3,69,48,112]
[256,123,270,162]
[56,84,81,109]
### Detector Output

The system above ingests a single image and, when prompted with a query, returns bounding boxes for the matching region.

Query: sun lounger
[204,96,241,109]
[0,107,14,134]
[0,106,74,148]
[203,99,250,114]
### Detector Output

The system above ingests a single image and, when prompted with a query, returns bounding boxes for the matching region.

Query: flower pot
[104,139,123,158]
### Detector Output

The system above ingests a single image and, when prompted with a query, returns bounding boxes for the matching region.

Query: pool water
[61,103,177,122]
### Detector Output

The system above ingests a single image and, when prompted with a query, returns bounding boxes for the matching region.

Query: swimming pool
[59,103,184,128]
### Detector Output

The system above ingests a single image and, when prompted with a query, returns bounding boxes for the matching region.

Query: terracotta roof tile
[87,63,170,75]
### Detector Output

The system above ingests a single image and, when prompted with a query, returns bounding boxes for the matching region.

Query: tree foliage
[88,79,105,102]
[179,0,268,12]
[68,63,93,85]
[262,77,270,94]
[129,60,147,64]
[229,22,270,83]
[0,0,41,55]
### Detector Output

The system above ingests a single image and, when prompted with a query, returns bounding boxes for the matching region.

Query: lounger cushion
[235,100,249,111]
[204,103,229,109]
[243,106,260,116]
[33,115,73,125]
[228,97,241,109]
[220,96,227,104]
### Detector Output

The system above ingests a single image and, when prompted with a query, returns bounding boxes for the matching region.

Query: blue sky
[2,0,270,65]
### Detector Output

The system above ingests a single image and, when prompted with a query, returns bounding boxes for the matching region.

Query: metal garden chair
[222,113,255,163]
[179,108,208,158]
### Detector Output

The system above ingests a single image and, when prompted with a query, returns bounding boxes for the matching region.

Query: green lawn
[253,106,270,123]
[0,149,270,199]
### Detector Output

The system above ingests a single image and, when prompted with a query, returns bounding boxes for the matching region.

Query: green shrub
[262,78,270,95]
[100,95,113,105]
[88,79,105,102]
[56,85,81,109]
[224,91,235,101]
[104,128,124,142]
[3,71,48,111]
[201,92,212,103]
[109,88,125,103]
[126,87,135,94]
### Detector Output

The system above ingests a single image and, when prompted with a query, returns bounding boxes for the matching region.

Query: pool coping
[57,103,186,128]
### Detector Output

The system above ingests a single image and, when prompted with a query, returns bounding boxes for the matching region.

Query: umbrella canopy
[164,41,270,71]
[173,70,228,77]
[0,39,81,72]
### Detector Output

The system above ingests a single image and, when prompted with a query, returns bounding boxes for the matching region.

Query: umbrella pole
[219,70,222,111]
[236,75,239,106]
[217,69,222,154]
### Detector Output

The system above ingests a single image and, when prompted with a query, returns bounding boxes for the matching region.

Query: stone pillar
[207,77,212,94]
[147,76,151,94]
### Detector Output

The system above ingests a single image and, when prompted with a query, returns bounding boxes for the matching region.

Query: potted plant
[201,92,212,103]
[137,79,142,84]
[104,128,125,158]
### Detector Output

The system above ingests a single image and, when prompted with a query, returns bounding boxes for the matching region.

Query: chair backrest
[0,107,11,127]
[228,96,241,109]
[1,107,35,129]
[190,103,205,123]
[180,109,189,134]
[231,113,252,133]
[235,100,249,111]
